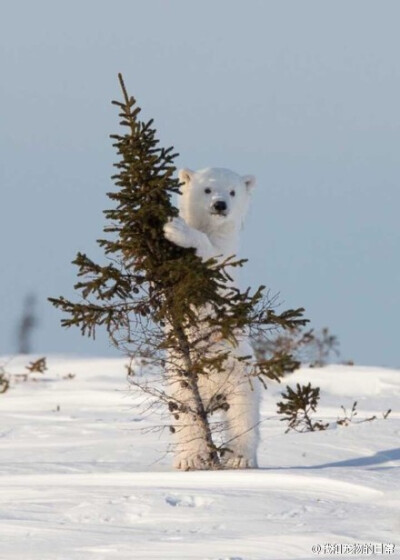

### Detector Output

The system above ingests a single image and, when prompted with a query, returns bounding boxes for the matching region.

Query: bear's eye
[204,188,211,194]
[230,190,235,197]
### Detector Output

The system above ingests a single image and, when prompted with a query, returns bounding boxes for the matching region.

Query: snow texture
[0,356,399,559]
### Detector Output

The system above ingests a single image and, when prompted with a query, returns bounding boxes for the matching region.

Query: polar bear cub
[164,167,260,470]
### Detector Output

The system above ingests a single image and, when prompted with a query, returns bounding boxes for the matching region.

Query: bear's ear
[242,175,256,191]
[178,168,194,186]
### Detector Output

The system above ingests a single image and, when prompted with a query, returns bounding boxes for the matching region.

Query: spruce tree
[50,74,307,469]
[277,383,329,433]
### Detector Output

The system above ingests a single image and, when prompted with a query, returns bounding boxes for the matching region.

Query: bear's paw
[164,217,195,249]
[173,453,215,471]
[224,455,256,469]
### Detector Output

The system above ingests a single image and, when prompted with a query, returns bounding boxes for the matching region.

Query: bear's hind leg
[222,378,260,469]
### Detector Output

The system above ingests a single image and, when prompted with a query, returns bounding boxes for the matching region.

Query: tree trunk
[174,323,220,469]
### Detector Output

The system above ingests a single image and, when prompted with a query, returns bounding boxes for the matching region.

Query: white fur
[164,167,260,470]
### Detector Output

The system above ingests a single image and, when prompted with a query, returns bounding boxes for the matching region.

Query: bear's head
[177,167,256,233]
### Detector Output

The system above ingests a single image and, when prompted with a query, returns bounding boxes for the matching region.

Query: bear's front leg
[163,217,216,261]
[172,417,215,471]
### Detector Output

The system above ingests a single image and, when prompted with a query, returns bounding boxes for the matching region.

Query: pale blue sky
[1,0,399,366]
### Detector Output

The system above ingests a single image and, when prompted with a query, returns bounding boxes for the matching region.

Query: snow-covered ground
[1,356,399,560]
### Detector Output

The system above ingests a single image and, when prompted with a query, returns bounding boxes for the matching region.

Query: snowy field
[1,356,399,560]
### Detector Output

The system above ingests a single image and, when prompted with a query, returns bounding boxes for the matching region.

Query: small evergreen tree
[277,383,329,433]
[253,326,314,373]
[309,327,340,367]
[16,293,38,354]
[49,75,307,468]
[253,326,340,370]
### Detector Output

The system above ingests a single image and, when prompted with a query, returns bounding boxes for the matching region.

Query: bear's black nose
[213,200,227,213]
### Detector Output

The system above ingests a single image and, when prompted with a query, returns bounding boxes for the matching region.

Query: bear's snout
[213,200,227,214]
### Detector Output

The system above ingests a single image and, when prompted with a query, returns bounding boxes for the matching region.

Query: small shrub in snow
[26,357,47,374]
[277,383,329,433]
[0,357,49,393]
[0,367,10,394]
[336,401,392,426]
